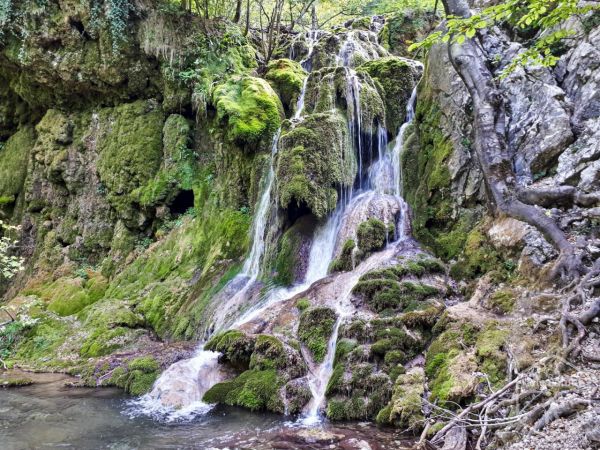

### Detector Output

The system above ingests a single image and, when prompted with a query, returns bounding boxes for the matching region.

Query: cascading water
[300,81,419,425]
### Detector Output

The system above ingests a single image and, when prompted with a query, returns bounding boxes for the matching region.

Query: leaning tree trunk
[440,0,583,279]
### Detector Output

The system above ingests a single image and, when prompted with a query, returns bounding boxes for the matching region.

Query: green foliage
[410,0,599,77]
[0,220,24,280]
[0,320,27,359]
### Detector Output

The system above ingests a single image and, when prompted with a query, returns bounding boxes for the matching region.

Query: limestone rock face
[501,66,574,181]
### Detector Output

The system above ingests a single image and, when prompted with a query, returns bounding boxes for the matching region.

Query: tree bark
[233,0,243,23]
[440,0,582,279]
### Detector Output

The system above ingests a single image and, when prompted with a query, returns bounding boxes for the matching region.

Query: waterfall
[300,86,419,425]
[131,23,420,425]
[241,129,281,279]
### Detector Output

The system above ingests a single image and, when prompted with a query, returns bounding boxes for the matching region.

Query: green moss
[376,367,424,430]
[276,111,356,219]
[273,226,302,286]
[358,57,416,133]
[353,275,439,313]
[205,330,255,370]
[488,289,517,314]
[424,320,509,407]
[475,325,509,386]
[107,356,160,395]
[0,126,35,211]
[330,239,356,273]
[401,74,479,263]
[203,369,283,412]
[34,274,108,317]
[96,100,165,221]
[357,218,388,254]
[213,75,283,150]
[298,307,336,363]
[449,228,503,280]
[265,58,307,115]
[296,298,310,311]
[249,334,287,371]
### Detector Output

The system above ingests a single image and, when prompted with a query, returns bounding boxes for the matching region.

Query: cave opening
[169,189,195,216]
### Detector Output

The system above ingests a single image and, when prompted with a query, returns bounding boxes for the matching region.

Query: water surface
[0,374,412,449]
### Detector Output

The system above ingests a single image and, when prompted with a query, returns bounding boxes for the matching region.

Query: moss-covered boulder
[205,330,256,371]
[276,111,356,219]
[425,319,509,407]
[203,368,284,412]
[325,359,393,421]
[353,277,439,314]
[298,307,337,363]
[357,218,388,254]
[108,356,161,395]
[358,56,421,133]
[212,75,283,151]
[265,59,307,116]
[250,334,307,379]
[376,367,424,429]
[330,239,356,273]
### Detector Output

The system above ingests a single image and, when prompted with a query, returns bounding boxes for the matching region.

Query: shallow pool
[0,373,413,449]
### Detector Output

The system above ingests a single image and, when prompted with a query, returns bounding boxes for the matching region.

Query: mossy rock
[424,320,509,407]
[265,58,307,116]
[487,288,517,315]
[357,218,388,254]
[358,56,419,133]
[276,110,356,219]
[0,126,35,213]
[96,100,165,225]
[108,356,160,395]
[297,307,337,363]
[36,274,108,317]
[353,276,439,313]
[376,367,424,430]
[203,369,284,412]
[212,75,283,151]
[330,239,356,273]
[205,330,256,371]
[271,216,315,285]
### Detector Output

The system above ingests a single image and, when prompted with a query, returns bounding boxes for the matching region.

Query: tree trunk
[440,0,581,279]
[244,0,250,36]
[233,0,243,23]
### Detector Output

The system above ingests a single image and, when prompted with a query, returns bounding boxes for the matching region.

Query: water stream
[300,84,418,424]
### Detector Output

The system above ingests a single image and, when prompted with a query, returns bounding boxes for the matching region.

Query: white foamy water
[126,349,223,422]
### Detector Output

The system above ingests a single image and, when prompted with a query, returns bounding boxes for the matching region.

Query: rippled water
[0,375,412,449]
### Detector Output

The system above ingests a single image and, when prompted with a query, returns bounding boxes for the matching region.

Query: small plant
[0,219,24,280]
